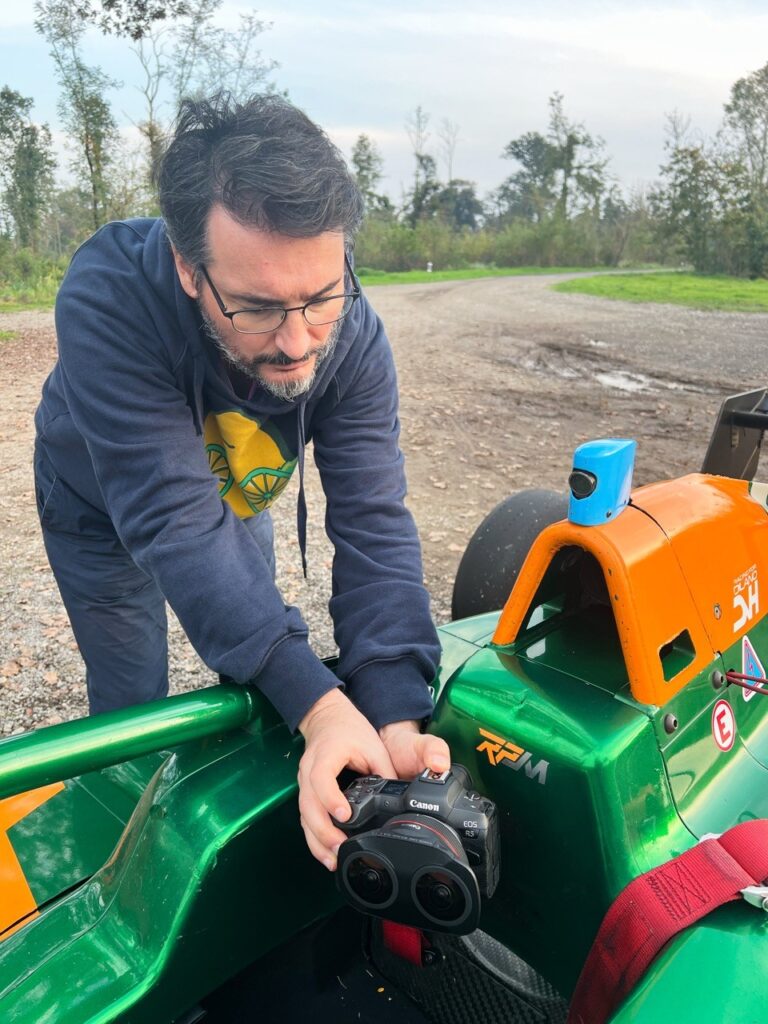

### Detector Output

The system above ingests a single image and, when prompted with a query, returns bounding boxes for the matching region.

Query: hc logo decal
[733,566,759,633]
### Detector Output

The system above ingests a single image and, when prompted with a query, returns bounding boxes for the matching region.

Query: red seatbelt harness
[567,818,768,1024]
[381,920,427,965]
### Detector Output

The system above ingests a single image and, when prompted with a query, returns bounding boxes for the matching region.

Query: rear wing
[702,386,768,480]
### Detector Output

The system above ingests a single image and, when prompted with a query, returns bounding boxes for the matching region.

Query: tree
[42,185,95,255]
[46,1,277,191]
[115,0,276,179]
[35,0,120,230]
[107,139,159,219]
[497,94,610,225]
[403,107,445,226]
[405,153,441,227]
[405,105,431,201]
[350,134,391,216]
[0,88,33,148]
[546,93,609,221]
[653,146,710,269]
[167,2,276,105]
[0,87,56,249]
[133,30,167,175]
[617,188,664,267]
[5,124,57,249]
[724,63,768,195]
[651,133,725,273]
[723,62,768,276]
[497,130,557,223]
[428,180,484,231]
[437,118,460,183]
[649,109,760,275]
[67,0,191,40]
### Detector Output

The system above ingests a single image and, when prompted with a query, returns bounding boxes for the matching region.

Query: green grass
[0,330,18,342]
[0,273,63,312]
[357,266,597,286]
[553,272,768,313]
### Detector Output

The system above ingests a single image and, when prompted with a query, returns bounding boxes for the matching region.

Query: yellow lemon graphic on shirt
[204,410,297,518]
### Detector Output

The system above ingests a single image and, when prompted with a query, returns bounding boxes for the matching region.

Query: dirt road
[1,274,766,731]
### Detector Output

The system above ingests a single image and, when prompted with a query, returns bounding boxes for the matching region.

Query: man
[34,94,449,870]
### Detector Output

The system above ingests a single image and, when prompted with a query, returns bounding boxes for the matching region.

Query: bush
[355,214,620,274]
[0,243,67,308]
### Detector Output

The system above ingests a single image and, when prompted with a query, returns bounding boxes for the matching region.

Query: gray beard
[199,306,341,401]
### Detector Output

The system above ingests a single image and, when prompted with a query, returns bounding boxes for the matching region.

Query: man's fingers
[298,785,348,862]
[300,814,340,871]
[307,756,353,821]
[296,690,407,871]
[420,734,451,772]
[358,746,397,782]
[379,723,453,779]
[307,743,395,820]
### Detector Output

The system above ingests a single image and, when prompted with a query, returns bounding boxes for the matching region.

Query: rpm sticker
[712,699,736,752]
[742,636,766,703]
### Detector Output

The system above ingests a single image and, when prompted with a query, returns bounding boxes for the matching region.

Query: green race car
[1,388,766,1024]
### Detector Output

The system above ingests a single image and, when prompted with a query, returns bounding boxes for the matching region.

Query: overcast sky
[2,1,767,200]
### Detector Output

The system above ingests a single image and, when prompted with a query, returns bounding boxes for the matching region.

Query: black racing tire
[451,490,569,620]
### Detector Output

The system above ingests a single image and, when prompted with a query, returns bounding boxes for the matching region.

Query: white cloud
[5,0,765,197]
[257,4,767,86]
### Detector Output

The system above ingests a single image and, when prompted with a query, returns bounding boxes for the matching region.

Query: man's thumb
[419,734,450,773]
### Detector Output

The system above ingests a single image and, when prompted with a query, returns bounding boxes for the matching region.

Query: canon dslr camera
[334,764,499,935]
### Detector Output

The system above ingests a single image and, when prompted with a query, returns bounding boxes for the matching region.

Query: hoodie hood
[142,217,359,573]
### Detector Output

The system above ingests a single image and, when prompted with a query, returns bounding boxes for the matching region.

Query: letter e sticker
[712,699,736,752]
[741,636,766,703]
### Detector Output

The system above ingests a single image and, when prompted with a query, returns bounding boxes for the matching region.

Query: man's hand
[298,688,397,872]
[379,719,451,779]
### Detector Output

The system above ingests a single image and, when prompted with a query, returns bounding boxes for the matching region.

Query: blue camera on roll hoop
[567,438,637,526]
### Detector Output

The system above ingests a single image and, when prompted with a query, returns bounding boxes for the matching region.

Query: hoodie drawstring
[297,401,308,579]
[191,356,204,436]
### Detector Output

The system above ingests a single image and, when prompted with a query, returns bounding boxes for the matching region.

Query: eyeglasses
[199,254,360,335]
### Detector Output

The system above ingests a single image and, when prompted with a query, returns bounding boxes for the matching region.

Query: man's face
[174,206,346,400]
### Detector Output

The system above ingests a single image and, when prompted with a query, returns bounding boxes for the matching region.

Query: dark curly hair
[155,93,364,266]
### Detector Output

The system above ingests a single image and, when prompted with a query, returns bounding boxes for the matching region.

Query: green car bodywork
[2,415,767,1021]
[0,612,766,1021]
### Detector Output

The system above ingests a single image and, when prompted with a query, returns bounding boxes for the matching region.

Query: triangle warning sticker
[742,635,766,703]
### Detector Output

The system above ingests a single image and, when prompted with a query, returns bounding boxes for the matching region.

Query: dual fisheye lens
[413,869,469,925]
[344,856,470,926]
[344,853,396,908]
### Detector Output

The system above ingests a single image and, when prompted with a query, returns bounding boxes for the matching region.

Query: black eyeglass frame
[199,254,360,335]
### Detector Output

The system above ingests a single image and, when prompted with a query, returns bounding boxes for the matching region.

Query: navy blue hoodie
[35,218,439,731]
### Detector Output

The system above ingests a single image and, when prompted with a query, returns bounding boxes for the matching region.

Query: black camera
[334,764,499,935]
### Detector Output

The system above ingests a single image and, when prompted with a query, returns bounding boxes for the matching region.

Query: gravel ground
[2,274,766,733]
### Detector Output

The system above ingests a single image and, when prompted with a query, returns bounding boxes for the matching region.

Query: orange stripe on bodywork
[0,782,65,940]
[493,474,767,707]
